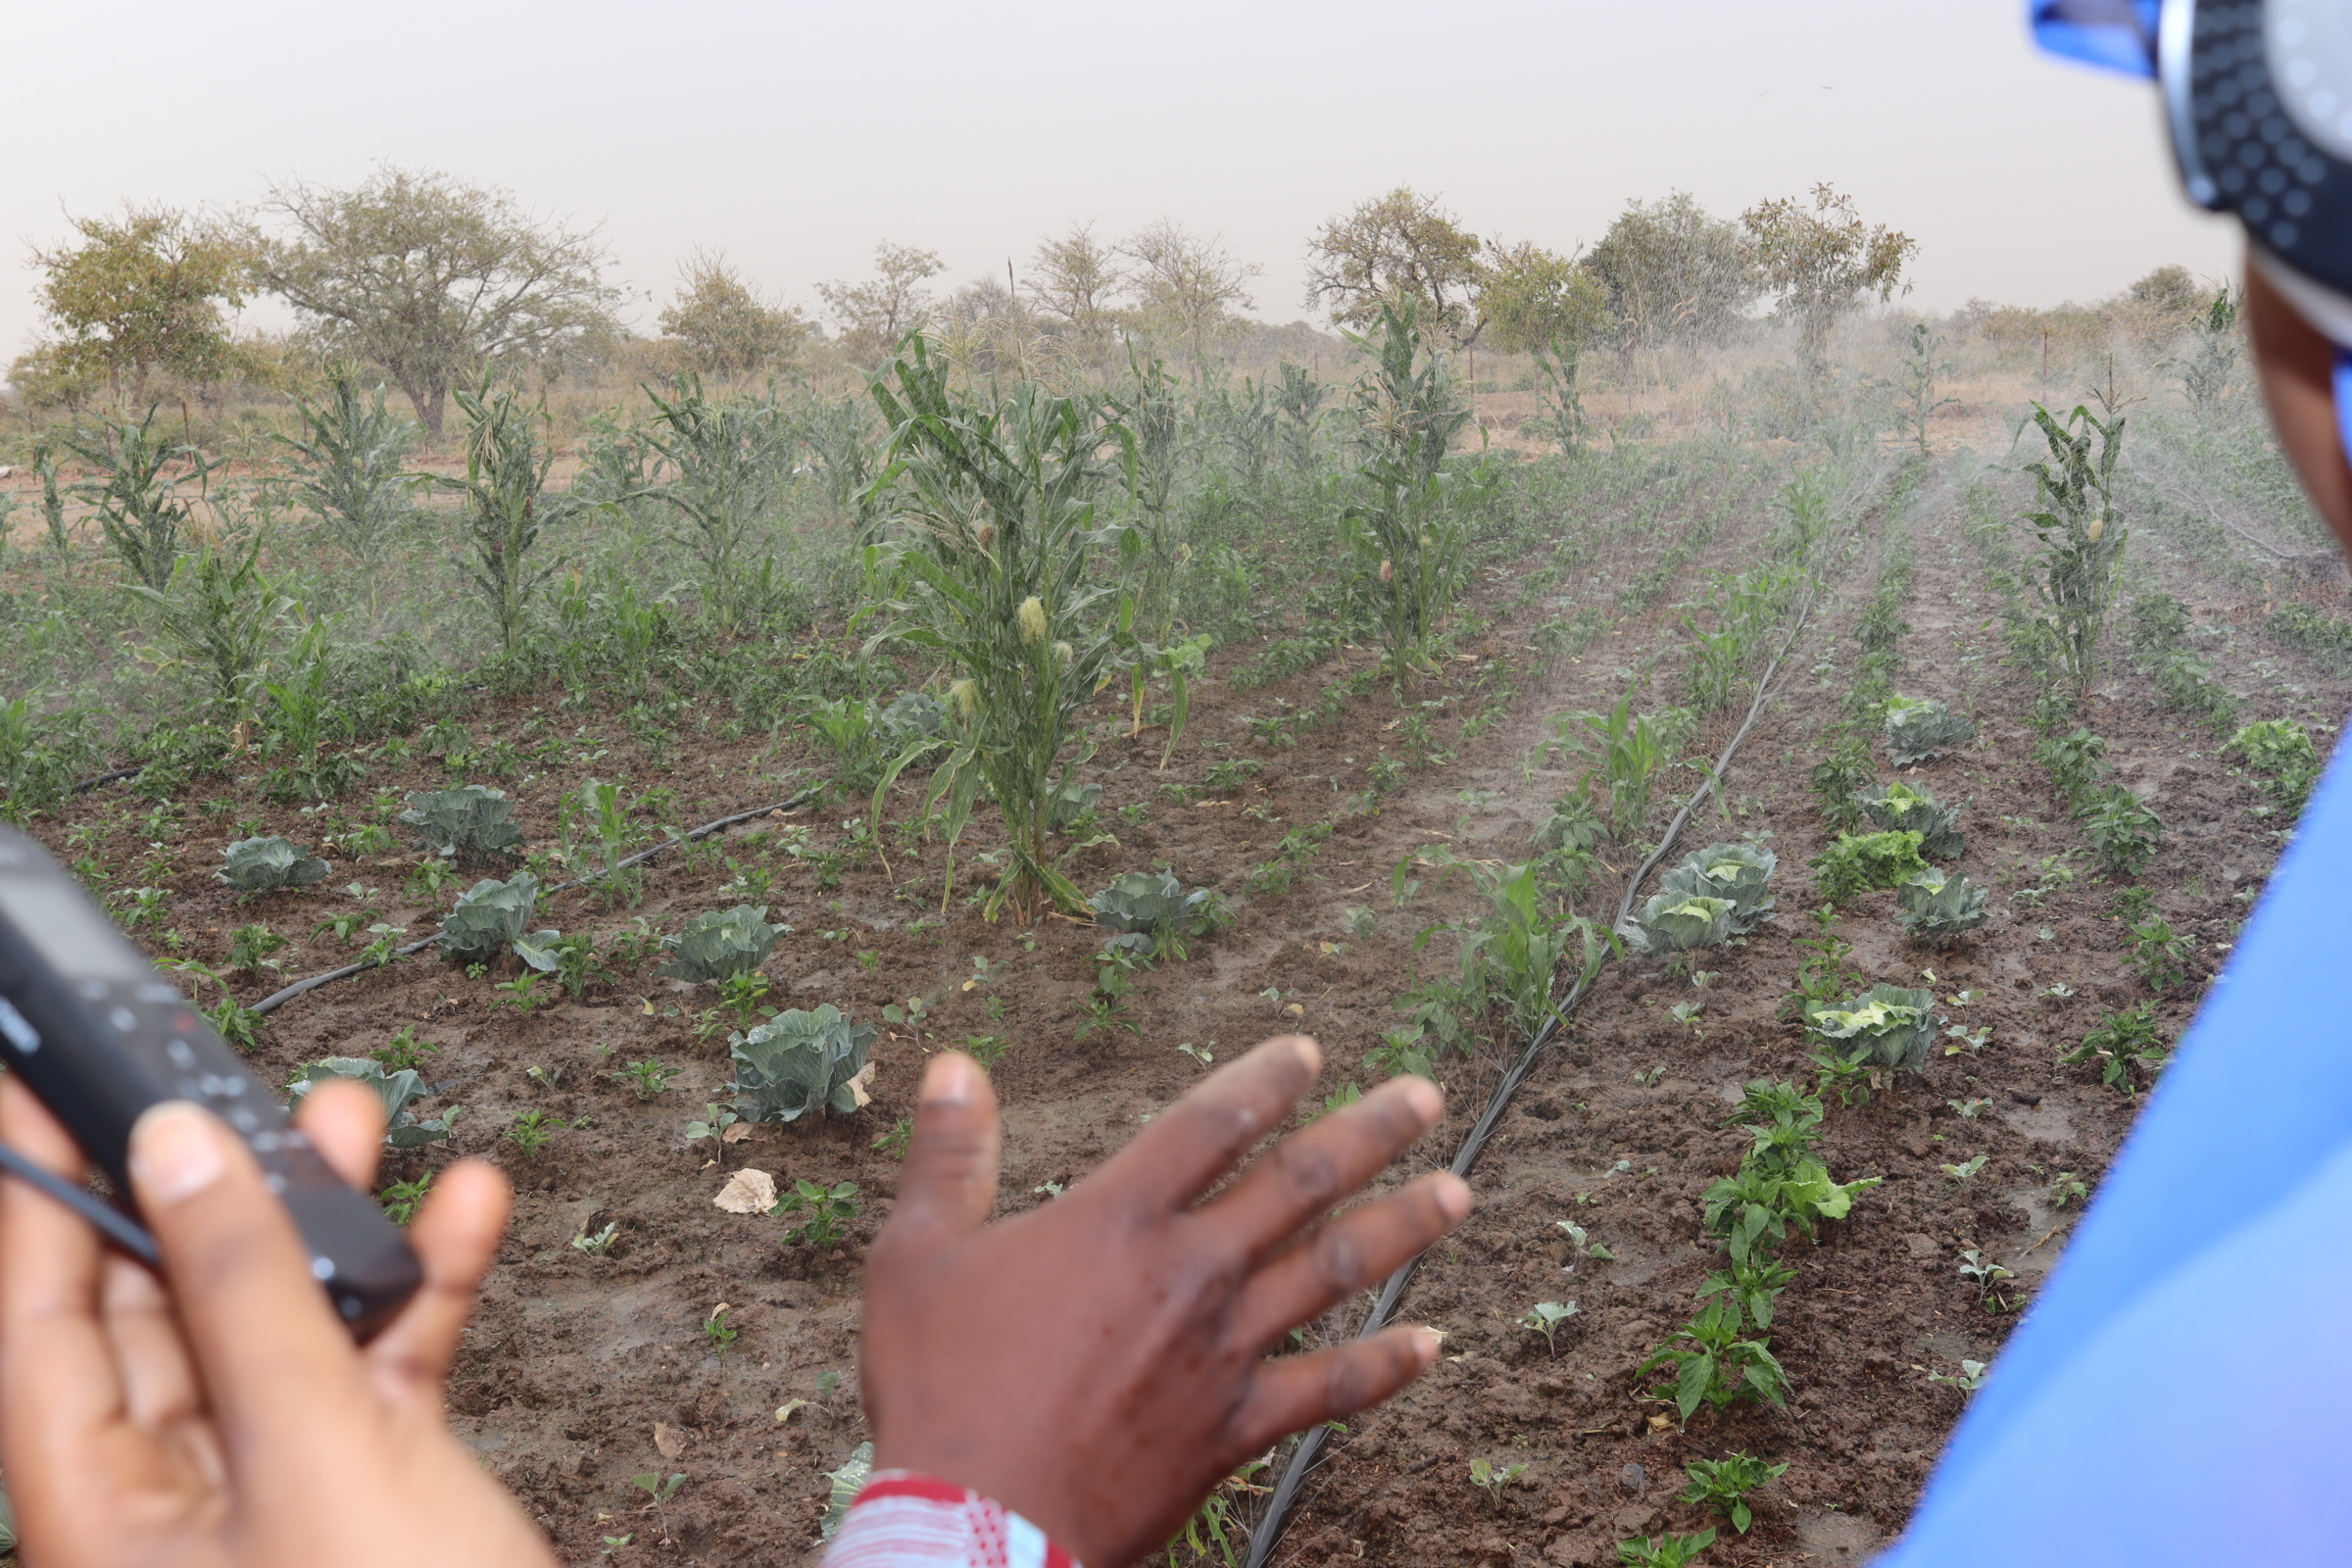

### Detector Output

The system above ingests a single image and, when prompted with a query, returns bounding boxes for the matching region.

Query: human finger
[292,1079,388,1191]
[363,1157,510,1402]
[869,1054,1001,1264]
[1197,1075,1443,1262]
[1098,1035,1320,1209]
[1221,1325,1444,1457]
[1224,1173,1470,1351]
[124,1102,368,1441]
[99,1251,204,1428]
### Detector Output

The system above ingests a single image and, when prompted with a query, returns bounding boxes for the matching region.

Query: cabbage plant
[1897,867,1988,946]
[1884,698,1974,767]
[659,906,783,982]
[218,836,330,893]
[1090,870,1222,959]
[1804,984,1940,1071]
[436,874,551,965]
[729,1005,876,1123]
[288,1056,454,1149]
[1658,842,1776,934]
[1623,893,1737,956]
[400,785,524,861]
[1857,781,1962,859]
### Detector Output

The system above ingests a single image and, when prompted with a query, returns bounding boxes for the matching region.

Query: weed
[2228,718,2321,817]
[2033,727,2110,805]
[379,1174,433,1226]
[871,1118,913,1159]
[1679,1452,1788,1535]
[1808,729,1875,832]
[1162,1458,1271,1568]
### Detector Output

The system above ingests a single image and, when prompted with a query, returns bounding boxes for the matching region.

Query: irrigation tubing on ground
[249,787,822,1015]
[69,765,146,795]
[1241,595,1820,1568]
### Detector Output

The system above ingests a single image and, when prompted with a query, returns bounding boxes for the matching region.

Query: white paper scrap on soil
[712,1168,777,1213]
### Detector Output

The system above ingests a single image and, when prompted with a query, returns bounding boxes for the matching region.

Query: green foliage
[61,409,222,592]
[1639,1297,1788,1422]
[1896,867,1989,946]
[2034,726,2111,805]
[639,374,793,635]
[218,835,329,893]
[506,1107,564,1157]
[1544,698,1675,842]
[1623,893,1736,956]
[1468,1456,1529,1506]
[2078,786,2162,880]
[1658,842,1777,932]
[2129,914,2194,993]
[613,1057,680,1101]
[400,785,524,861]
[729,1005,876,1123]
[1680,1452,1788,1535]
[2228,718,2321,818]
[1805,984,1939,1071]
[2017,400,2129,700]
[659,905,783,982]
[226,921,286,974]
[2063,1004,2169,1092]
[1089,870,1223,960]
[437,376,570,657]
[1519,1299,1580,1356]
[380,1173,433,1226]
[1810,829,1926,905]
[1883,697,1974,766]
[2128,591,2237,731]
[372,1024,442,1073]
[436,873,545,966]
[1426,856,1610,1041]
[1809,729,1874,832]
[288,1056,454,1148]
[777,1179,860,1249]
[1617,1531,1717,1568]
[125,536,293,722]
[1856,781,1961,858]
[278,371,419,595]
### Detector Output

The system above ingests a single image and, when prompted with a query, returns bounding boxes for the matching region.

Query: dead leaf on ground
[721,1121,753,1144]
[845,1060,877,1109]
[654,1421,686,1459]
[713,1168,777,1214]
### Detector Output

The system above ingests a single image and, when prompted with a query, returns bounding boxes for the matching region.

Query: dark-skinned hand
[0,1076,557,1568]
[861,1035,1469,1568]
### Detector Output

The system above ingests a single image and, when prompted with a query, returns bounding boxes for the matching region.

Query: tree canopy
[19,205,253,400]
[1303,188,1485,344]
[816,242,944,367]
[1582,191,1755,363]
[1740,182,1916,377]
[1479,240,1612,357]
[658,249,808,378]
[249,166,620,435]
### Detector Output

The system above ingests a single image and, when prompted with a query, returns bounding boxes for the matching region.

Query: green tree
[817,242,944,368]
[1481,241,1612,451]
[658,249,808,378]
[1583,192,1755,368]
[1740,182,1917,381]
[1303,187,1486,344]
[251,167,620,437]
[21,206,252,397]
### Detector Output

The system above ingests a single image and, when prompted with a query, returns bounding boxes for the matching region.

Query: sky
[2,0,2240,360]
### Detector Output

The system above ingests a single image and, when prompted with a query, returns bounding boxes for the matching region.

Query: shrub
[436,874,548,966]
[659,906,783,982]
[1896,868,1989,946]
[1657,842,1777,933]
[2062,1004,2169,1091]
[288,1056,455,1149]
[1804,984,1940,1071]
[1622,893,1736,956]
[1089,870,1223,960]
[1808,730,1874,831]
[2077,786,2161,879]
[1856,781,1961,858]
[2228,718,2321,817]
[1810,830,1926,905]
[400,785,524,861]
[2033,727,2109,805]
[218,836,330,893]
[729,1005,877,1123]
[1883,697,1974,766]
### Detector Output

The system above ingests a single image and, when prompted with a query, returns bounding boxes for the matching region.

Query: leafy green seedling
[1940,1153,1989,1181]
[571,1221,619,1254]
[777,1180,860,1250]
[227,922,287,975]
[1640,1298,1788,1421]
[1958,1249,2016,1309]
[1668,1002,1703,1033]
[1617,1529,1718,1568]
[705,1303,738,1357]
[507,1108,564,1157]
[372,1024,441,1073]
[1469,1457,1528,1506]
[614,1057,680,1102]
[1176,1041,1214,1066]
[526,1063,568,1090]
[602,1534,633,1555]
[1519,1299,1579,1355]
[379,1174,433,1226]
[630,1472,685,1546]
[2049,1171,2090,1207]
[1948,1098,1991,1119]
[1929,1359,1988,1392]
[1679,1452,1788,1534]
[2062,1004,2168,1092]
[1636,1063,1669,1087]
[493,972,555,1015]
[870,1118,912,1159]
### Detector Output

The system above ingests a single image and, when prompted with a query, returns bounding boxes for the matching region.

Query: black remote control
[0,827,420,1340]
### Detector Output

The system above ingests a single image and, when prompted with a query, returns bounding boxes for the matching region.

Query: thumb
[876,1053,1001,1260]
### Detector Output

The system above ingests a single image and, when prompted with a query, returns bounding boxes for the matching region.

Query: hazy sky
[4,0,2241,359]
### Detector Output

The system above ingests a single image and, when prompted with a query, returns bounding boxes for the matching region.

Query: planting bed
[12,430,2341,1568]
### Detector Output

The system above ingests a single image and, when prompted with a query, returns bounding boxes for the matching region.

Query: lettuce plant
[729,1005,876,1123]
[1622,892,1736,956]
[1883,697,1974,766]
[1810,829,1926,905]
[1896,867,1989,946]
[1089,869,1222,959]
[1857,781,1962,858]
[1658,842,1777,933]
[218,835,330,893]
[436,873,549,966]
[288,1056,454,1149]
[400,785,524,861]
[1804,983,1939,1070]
[659,906,783,982]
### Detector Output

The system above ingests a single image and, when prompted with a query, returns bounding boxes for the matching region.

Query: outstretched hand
[861,1035,1468,1568]
[0,1076,556,1568]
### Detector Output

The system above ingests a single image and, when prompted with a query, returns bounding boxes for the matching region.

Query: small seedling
[2049,1170,2090,1207]
[958,1034,1013,1070]
[685,1102,739,1160]
[1929,1358,1988,1392]
[1320,1082,1362,1116]
[1617,1530,1717,1568]
[1958,1248,2016,1308]
[227,922,287,975]
[571,1221,620,1254]
[373,1024,442,1073]
[602,1534,633,1555]
[1635,1063,1669,1087]
[494,972,555,1015]
[777,1179,861,1250]
[630,1472,685,1545]
[1679,1451,1788,1535]
[1176,1041,1214,1066]
[871,1118,912,1159]
[1667,1002,1702,1033]
[614,1057,680,1102]
[507,1108,565,1157]
[1520,1300,1580,1356]
[1948,1098,1992,1119]
[1940,1153,1989,1182]
[379,1174,433,1226]
[1468,1457,1528,1506]
[526,1063,568,1090]
[705,1303,738,1356]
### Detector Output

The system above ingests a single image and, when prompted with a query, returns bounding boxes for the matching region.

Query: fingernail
[1432,1174,1473,1223]
[1290,1035,1323,1075]
[922,1052,979,1106]
[1409,1326,1444,1363]
[1397,1075,1444,1125]
[128,1102,225,1204]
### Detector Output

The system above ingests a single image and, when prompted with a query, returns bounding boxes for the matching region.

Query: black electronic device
[0,827,419,1340]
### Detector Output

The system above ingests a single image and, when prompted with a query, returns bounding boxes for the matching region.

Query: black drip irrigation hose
[249,787,823,1016]
[69,764,146,795]
[1241,596,1819,1568]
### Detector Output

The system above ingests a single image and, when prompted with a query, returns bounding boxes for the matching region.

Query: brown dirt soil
[25,445,2341,1568]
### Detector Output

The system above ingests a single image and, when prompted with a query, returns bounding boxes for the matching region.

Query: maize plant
[62,409,221,593]
[640,373,793,636]
[1340,302,1472,682]
[438,376,572,658]
[276,370,419,607]
[2017,401,2129,701]
[863,336,1133,921]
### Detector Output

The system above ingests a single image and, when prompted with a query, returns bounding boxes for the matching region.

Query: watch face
[2178,0,2352,295]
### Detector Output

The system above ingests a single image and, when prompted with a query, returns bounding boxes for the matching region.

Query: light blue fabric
[1881,734,2352,1561]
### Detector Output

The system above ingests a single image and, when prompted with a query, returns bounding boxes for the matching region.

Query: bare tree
[658,248,808,378]
[1025,223,1125,367]
[1120,220,1260,380]
[1740,182,1917,380]
[816,242,944,367]
[250,166,619,436]
[1303,187,1485,344]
